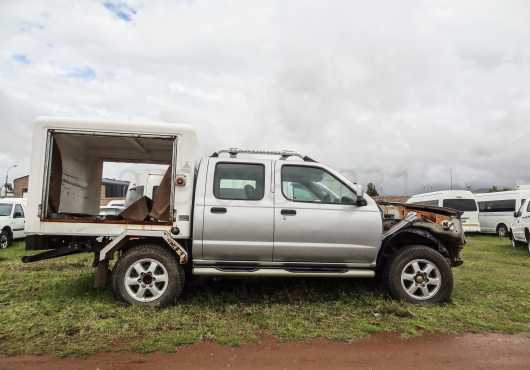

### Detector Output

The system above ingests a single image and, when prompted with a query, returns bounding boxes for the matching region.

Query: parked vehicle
[407,191,480,233]
[510,199,530,254]
[475,190,530,237]
[23,117,466,305]
[0,198,27,249]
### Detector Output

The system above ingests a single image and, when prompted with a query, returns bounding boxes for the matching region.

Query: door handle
[281,209,296,216]
[210,207,227,214]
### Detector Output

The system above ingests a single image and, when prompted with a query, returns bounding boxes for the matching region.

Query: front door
[512,200,530,242]
[12,204,25,239]
[273,163,381,265]
[201,158,274,261]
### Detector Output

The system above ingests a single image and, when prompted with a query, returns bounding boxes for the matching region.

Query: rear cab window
[213,162,265,201]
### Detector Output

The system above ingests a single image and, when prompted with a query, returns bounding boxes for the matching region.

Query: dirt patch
[1,332,529,370]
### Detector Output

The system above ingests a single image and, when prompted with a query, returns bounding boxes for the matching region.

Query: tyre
[112,244,184,307]
[0,229,12,249]
[497,224,508,238]
[384,245,453,304]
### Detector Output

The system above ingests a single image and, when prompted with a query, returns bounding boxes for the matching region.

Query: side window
[526,201,530,213]
[214,163,265,201]
[281,165,356,204]
[13,204,24,218]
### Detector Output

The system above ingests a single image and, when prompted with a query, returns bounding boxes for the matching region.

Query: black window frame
[442,198,478,212]
[13,204,24,218]
[478,199,516,213]
[280,164,357,205]
[213,162,266,201]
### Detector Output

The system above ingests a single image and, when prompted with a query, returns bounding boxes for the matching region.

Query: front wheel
[384,245,453,304]
[0,229,11,249]
[112,244,184,307]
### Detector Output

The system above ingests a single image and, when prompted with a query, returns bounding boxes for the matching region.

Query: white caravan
[407,190,480,233]
[475,190,530,237]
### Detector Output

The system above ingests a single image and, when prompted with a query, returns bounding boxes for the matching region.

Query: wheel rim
[498,226,507,237]
[0,234,8,249]
[400,259,442,301]
[124,258,169,302]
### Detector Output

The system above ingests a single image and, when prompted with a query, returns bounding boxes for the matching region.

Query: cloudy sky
[1,0,529,194]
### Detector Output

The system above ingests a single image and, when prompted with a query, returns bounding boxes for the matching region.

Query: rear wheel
[497,224,508,238]
[112,244,184,307]
[0,229,12,249]
[384,245,453,304]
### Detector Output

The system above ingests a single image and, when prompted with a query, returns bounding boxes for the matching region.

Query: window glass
[478,199,516,213]
[442,198,477,211]
[527,200,530,213]
[214,163,265,200]
[0,204,13,217]
[281,165,355,204]
[13,204,24,218]
[411,200,439,206]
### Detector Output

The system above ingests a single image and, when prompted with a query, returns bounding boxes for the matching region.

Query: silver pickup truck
[24,118,465,306]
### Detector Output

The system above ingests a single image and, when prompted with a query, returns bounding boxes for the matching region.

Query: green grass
[0,236,529,356]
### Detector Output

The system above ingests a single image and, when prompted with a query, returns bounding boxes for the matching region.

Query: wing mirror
[514,211,520,218]
[352,184,367,207]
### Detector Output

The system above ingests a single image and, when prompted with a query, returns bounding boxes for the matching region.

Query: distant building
[13,175,29,198]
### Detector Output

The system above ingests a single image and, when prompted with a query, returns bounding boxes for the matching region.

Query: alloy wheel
[400,259,442,301]
[124,258,169,302]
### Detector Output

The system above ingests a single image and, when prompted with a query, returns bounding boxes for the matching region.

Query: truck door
[273,163,381,264]
[201,158,274,261]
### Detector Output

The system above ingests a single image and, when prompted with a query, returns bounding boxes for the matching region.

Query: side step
[192,267,375,278]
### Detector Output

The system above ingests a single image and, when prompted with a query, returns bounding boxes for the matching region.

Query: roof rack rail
[210,148,316,162]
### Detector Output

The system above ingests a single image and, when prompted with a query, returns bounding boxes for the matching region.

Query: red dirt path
[1,332,529,370]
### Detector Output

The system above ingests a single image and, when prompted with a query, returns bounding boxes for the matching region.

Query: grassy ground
[0,236,529,356]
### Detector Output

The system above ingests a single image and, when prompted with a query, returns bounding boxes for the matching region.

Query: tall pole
[3,164,17,195]
[449,168,453,190]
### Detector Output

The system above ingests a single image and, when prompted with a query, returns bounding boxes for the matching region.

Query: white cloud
[0,0,529,194]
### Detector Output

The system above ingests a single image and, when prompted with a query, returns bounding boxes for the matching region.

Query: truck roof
[34,116,197,137]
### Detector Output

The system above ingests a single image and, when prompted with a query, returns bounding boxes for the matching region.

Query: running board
[192,267,375,278]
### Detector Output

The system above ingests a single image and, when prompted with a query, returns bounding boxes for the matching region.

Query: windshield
[442,198,477,212]
[0,204,13,217]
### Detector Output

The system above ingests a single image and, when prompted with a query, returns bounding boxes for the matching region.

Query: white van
[475,190,530,237]
[0,198,27,248]
[407,190,480,233]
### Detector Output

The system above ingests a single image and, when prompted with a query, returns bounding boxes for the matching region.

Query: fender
[377,219,451,267]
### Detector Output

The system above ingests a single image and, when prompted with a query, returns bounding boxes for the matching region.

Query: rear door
[273,163,381,264]
[201,158,274,261]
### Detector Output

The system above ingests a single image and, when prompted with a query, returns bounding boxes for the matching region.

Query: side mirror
[514,211,520,218]
[352,184,367,207]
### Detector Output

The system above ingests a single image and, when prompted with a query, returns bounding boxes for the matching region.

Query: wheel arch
[377,227,450,270]
[1,225,12,237]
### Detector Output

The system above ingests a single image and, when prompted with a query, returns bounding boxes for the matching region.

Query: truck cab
[24,118,466,306]
[191,152,382,271]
